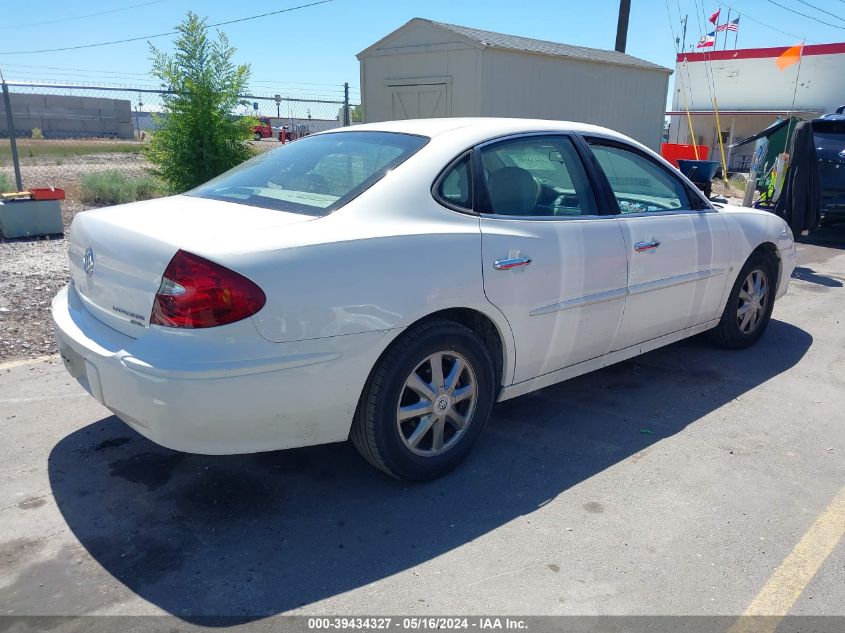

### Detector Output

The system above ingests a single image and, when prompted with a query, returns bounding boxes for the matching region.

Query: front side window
[588,141,690,213]
[188,131,428,216]
[479,136,597,217]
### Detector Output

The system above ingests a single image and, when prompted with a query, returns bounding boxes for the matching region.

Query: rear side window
[188,131,428,216]
[435,153,472,210]
[479,135,597,217]
[588,142,690,213]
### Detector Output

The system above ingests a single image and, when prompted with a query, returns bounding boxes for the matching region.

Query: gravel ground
[1,151,150,196]
[1,153,151,362]
[0,234,70,361]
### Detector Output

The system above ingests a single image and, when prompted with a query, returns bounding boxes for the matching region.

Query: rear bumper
[821,207,845,220]
[52,284,395,454]
[820,190,845,218]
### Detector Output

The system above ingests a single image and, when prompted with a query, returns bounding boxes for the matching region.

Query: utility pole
[134,93,143,140]
[1,75,23,192]
[343,82,350,126]
[615,0,631,53]
[681,15,688,53]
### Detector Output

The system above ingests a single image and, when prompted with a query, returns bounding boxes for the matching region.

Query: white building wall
[673,49,845,113]
[668,44,845,169]
[481,49,669,150]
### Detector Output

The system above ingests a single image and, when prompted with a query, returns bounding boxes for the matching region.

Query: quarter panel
[247,228,484,342]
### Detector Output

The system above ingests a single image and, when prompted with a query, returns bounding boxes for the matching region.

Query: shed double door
[390,84,448,119]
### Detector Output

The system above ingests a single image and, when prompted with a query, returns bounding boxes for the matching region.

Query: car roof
[331,117,626,141]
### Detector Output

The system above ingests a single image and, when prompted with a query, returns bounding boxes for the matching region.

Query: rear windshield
[815,131,845,157]
[187,131,428,215]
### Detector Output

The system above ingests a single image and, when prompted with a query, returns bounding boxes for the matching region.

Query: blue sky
[1,0,844,104]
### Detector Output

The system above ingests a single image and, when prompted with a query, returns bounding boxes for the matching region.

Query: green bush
[730,174,748,190]
[0,172,16,193]
[31,127,44,140]
[144,12,255,193]
[80,170,167,206]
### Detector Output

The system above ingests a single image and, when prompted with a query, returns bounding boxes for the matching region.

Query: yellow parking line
[0,354,58,371]
[729,485,845,633]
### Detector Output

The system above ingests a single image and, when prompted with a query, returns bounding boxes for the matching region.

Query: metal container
[0,199,64,238]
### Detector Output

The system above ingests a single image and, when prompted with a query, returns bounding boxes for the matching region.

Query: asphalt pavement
[1,233,843,627]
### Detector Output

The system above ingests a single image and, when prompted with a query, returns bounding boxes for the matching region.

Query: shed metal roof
[359,18,672,74]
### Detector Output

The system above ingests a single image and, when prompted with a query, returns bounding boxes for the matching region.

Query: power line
[2,72,358,100]
[716,2,820,44]
[0,0,168,30]
[250,79,359,89]
[0,62,152,76]
[664,0,681,53]
[0,0,336,55]
[764,0,845,29]
[0,64,360,93]
[4,70,352,91]
[3,73,161,86]
[794,0,845,22]
[5,78,354,100]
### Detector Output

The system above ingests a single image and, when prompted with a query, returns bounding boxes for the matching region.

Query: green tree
[337,104,363,124]
[145,12,255,192]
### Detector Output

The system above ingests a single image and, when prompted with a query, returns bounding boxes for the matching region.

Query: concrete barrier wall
[0,93,133,139]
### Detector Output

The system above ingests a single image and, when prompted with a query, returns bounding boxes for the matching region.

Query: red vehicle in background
[252,116,276,141]
[251,116,302,143]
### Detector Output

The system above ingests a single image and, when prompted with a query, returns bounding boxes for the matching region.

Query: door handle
[634,239,661,252]
[494,256,532,270]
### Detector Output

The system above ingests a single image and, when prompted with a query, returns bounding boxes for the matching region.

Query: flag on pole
[709,8,721,24]
[776,43,803,70]
[716,17,740,32]
[697,31,716,48]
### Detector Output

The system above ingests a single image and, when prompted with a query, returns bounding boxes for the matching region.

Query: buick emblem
[83,247,95,277]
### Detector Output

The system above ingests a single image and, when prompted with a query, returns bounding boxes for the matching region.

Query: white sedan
[52,118,798,480]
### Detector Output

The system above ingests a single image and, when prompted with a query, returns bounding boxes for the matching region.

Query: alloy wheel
[396,351,478,456]
[737,269,769,334]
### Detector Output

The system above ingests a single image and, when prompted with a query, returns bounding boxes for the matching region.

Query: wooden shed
[357,18,673,150]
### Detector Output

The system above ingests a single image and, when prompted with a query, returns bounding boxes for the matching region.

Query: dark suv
[814,114,845,227]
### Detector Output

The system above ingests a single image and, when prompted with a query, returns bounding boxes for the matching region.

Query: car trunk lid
[68,195,315,338]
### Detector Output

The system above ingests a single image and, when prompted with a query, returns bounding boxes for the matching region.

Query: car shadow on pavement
[792,266,844,288]
[42,319,811,623]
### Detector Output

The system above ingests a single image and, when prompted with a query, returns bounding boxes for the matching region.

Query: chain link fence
[0,80,361,190]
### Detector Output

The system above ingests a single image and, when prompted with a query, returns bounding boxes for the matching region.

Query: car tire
[253,133,262,141]
[351,319,496,481]
[708,252,777,349]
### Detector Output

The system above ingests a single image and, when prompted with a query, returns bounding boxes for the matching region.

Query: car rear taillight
[150,250,266,328]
